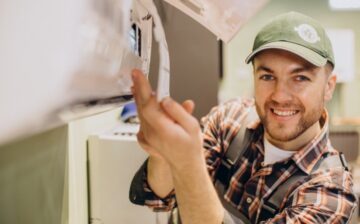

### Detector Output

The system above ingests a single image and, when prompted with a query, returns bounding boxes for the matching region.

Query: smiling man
[130,12,357,223]
[253,49,333,151]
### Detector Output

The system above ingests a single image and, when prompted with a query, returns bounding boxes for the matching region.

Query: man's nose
[270,81,293,103]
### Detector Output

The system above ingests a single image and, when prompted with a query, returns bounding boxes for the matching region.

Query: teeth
[273,109,297,116]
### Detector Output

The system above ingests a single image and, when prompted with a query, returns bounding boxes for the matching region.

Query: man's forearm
[147,155,174,198]
[131,70,223,222]
[171,154,224,224]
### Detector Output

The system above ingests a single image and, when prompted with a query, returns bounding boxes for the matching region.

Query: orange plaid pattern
[141,98,357,223]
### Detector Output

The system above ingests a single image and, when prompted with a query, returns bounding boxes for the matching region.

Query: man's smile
[268,107,302,123]
[270,108,299,117]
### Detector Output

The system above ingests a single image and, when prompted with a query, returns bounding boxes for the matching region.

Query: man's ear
[324,73,337,102]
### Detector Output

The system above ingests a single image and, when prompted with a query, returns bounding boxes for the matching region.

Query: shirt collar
[252,109,330,174]
[291,110,330,174]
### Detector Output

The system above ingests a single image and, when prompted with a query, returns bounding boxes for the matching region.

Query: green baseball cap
[245,11,335,67]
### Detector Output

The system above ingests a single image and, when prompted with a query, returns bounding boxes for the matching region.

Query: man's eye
[295,75,311,82]
[260,74,274,81]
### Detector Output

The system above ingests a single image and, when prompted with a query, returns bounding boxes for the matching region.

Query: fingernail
[131,70,138,80]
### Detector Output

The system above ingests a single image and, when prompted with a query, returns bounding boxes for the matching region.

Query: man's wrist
[169,151,207,178]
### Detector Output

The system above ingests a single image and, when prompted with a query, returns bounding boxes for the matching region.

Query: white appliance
[0,0,268,146]
[87,123,169,224]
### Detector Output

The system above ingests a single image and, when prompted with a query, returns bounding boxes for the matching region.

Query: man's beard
[256,100,323,142]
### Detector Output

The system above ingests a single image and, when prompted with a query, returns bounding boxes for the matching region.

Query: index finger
[131,69,153,108]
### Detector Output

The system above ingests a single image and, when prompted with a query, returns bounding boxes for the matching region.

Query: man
[129,12,357,223]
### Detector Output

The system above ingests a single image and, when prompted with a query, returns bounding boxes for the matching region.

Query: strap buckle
[221,158,235,170]
[340,152,349,171]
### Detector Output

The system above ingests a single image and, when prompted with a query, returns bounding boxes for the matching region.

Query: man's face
[253,49,335,143]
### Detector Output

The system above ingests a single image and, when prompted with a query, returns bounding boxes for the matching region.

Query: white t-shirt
[263,137,296,165]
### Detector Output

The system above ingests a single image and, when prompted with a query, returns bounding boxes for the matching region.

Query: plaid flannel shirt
[139,98,357,223]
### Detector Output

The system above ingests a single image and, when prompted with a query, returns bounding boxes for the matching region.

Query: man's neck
[265,121,321,151]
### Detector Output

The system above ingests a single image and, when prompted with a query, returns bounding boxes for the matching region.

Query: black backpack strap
[261,170,307,216]
[314,152,348,172]
[215,180,252,224]
[170,104,259,224]
[260,152,349,220]
[215,129,254,189]
[215,106,258,189]
[213,106,258,223]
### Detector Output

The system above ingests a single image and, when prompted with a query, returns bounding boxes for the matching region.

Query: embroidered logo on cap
[294,24,320,44]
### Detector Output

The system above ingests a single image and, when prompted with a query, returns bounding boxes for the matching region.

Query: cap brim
[245,41,327,67]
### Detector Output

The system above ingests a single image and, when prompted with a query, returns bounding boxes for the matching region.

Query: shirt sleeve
[261,169,358,224]
[129,98,250,211]
[129,158,177,211]
[128,100,229,211]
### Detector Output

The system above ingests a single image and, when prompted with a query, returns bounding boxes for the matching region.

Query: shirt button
[246,197,252,204]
